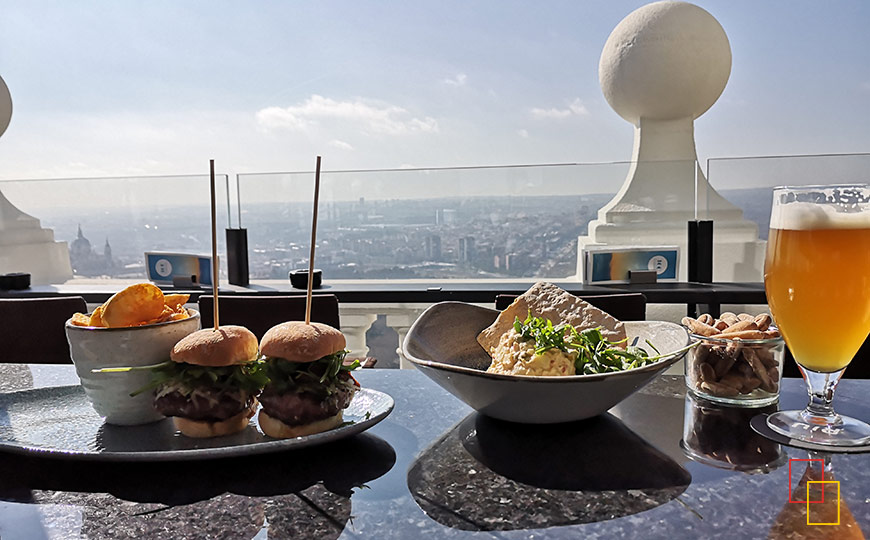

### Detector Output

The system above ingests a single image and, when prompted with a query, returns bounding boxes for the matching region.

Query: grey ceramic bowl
[402,302,690,424]
[65,309,201,426]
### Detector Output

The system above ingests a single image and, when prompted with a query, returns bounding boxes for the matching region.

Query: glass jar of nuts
[683,312,785,406]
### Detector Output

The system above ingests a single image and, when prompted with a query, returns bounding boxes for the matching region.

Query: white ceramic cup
[65,309,201,425]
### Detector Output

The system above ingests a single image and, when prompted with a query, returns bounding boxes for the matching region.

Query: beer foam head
[771,201,870,230]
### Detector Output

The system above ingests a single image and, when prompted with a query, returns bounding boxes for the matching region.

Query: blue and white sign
[583,245,679,284]
[145,252,213,286]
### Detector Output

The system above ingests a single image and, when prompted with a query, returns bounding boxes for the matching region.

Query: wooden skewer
[305,156,322,325]
[209,159,220,330]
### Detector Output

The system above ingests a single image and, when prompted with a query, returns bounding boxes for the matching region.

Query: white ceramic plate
[402,302,690,424]
[0,386,393,461]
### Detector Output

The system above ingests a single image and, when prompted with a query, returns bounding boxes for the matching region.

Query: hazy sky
[0,1,868,182]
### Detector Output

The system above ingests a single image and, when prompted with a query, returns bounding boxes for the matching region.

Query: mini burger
[150,325,267,438]
[258,321,360,438]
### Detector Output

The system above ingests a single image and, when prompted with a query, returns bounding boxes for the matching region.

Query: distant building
[505,252,530,274]
[492,246,506,270]
[424,235,442,261]
[435,208,456,226]
[459,236,476,263]
[69,225,116,276]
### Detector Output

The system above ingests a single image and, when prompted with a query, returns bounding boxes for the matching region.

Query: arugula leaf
[262,350,359,394]
[131,359,269,397]
[512,314,696,375]
[513,312,573,355]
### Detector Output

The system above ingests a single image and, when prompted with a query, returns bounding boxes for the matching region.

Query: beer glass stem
[798,366,846,426]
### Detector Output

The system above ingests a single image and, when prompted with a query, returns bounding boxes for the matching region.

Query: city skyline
[56,187,772,282]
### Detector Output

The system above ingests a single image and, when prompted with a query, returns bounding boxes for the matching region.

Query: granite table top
[0,364,867,539]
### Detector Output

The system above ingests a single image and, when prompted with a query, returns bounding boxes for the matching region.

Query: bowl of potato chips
[65,283,201,425]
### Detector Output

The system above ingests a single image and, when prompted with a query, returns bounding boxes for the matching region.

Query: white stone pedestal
[0,191,73,285]
[577,119,766,282]
[579,2,766,283]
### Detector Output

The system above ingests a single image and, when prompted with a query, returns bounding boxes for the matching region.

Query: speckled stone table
[0,365,867,539]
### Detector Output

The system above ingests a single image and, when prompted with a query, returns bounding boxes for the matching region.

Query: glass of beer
[764,184,870,446]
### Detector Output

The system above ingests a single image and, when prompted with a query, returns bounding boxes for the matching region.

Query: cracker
[477,282,626,353]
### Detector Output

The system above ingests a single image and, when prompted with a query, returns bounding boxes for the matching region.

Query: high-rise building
[459,236,476,263]
[435,208,456,226]
[424,235,442,261]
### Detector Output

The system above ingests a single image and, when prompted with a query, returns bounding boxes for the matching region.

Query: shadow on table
[408,412,691,531]
[0,432,395,539]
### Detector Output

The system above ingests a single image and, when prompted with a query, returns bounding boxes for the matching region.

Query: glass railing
[705,153,870,240]
[237,162,630,281]
[3,154,867,288]
[0,174,230,282]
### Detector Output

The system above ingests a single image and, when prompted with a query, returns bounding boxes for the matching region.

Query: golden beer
[765,226,870,373]
[765,185,870,446]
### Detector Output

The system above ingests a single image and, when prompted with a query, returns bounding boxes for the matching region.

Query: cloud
[442,73,467,87]
[256,95,438,135]
[862,81,870,91]
[517,129,529,138]
[328,139,354,151]
[529,98,589,120]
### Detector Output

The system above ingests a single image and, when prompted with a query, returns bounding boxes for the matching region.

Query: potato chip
[101,283,165,328]
[89,305,105,327]
[70,313,91,327]
[140,308,169,326]
[163,293,190,310]
[86,283,193,328]
[158,306,177,322]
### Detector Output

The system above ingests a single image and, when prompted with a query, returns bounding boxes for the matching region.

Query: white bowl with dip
[403,302,689,424]
[65,309,201,425]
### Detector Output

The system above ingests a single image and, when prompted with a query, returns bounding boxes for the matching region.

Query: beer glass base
[767,410,870,446]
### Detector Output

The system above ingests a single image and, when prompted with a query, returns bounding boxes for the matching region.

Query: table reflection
[408,412,690,531]
[768,452,865,540]
[681,392,786,472]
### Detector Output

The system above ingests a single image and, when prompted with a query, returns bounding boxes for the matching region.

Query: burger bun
[171,325,259,367]
[258,409,344,439]
[260,321,346,363]
[173,398,258,438]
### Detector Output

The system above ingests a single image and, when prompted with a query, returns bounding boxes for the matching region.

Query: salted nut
[683,312,781,398]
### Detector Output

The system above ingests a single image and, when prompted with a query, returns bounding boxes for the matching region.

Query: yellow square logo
[806,480,840,526]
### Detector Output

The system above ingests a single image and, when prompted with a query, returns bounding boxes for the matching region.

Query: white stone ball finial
[0,75,11,138]
[599,1,731,125]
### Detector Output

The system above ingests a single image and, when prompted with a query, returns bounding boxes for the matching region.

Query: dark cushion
[0,297,87,364]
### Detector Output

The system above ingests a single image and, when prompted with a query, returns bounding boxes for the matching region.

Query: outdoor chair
[197,294,341,340]
[0,296,87,364]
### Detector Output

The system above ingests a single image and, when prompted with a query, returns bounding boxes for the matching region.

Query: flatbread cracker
[477,282,627,353]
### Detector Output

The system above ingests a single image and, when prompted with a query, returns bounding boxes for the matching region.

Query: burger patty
[154,388,254,422]
[259,383,356,426]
